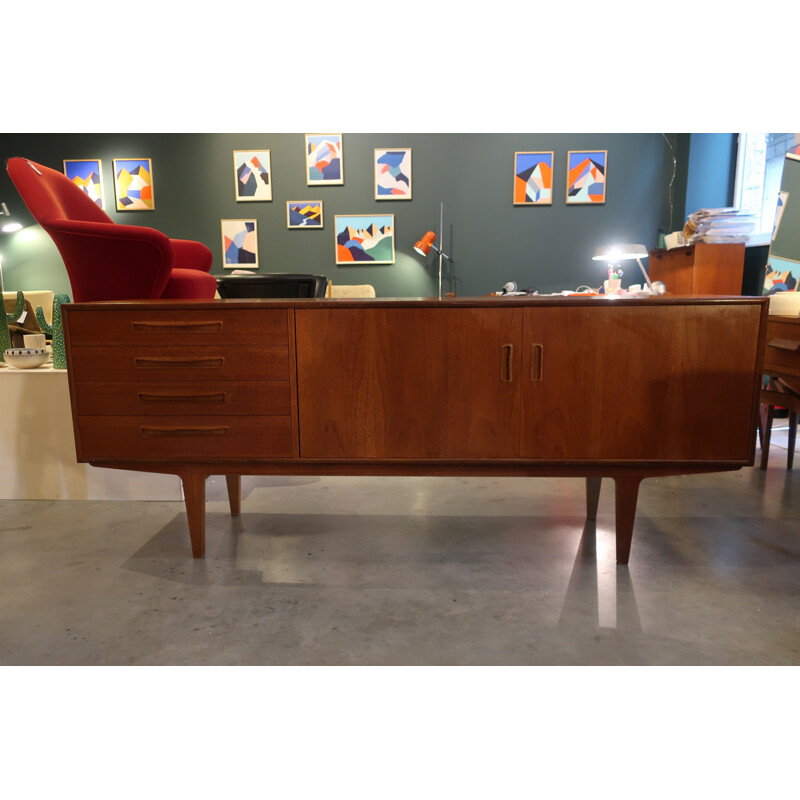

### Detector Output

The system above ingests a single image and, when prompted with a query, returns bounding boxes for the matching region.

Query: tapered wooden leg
[181,474,207,559]
[788,410,797,470]
[586,476,602,521]
[614,476,643,566]
[226,474,242,516]
[760,404,774,470]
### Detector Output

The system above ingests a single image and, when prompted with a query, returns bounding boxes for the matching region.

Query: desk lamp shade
[592,243,652,289]
[414,230,436,256]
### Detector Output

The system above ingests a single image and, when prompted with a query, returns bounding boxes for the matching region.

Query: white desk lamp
[592,244,653,292]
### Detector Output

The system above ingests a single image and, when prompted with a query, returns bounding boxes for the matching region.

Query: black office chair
[216,273,328,299]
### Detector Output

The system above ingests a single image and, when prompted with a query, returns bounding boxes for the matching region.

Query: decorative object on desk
[113,158,154,211]
[413,202,455,299]
[513,151,553,205]
[593,244,653,292]
[63,159,104,209]
[23,333,46,349]
[566,150,606,204]
[374,148,412,200]
[221,219,258,268]
[35,294,70,370]
[335,214,394,265]
[772,191,789,242]
[3,348,49,369]
[5,294,46,347]
[1,202,23,234]
[233,150,272,201]
[287,201,323,229]
[305,134,343,185]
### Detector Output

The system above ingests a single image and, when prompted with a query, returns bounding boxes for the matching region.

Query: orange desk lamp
[413,202,454,299]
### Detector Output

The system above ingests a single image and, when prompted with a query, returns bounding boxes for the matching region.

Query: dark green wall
[1,132,686,297]
[684,133,738,216]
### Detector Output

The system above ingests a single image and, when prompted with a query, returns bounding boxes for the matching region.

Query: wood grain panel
[76,415,293,459]
[295,307,523,459]
[520,304,762,460]
[72,380,291,416]
[65,308,288,345]
[68,345,289,381]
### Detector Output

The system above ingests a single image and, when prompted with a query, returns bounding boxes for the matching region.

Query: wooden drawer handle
[134,356,225,369]
[531,343,543,381]
[140,426,229,438]
[131,320,223,333]
[768,337,800,353]
[138,391,228,404]
[501,344,513,382]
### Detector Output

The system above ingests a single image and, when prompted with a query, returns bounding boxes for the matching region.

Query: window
[733,133,798,243]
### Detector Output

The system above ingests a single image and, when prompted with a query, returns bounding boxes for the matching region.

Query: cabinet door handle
[131,320,223,334]
[531,343,543,382]
[134,356,225,369]
[501,344,513,382]
[140,426,229,437]
[138,391,228,404]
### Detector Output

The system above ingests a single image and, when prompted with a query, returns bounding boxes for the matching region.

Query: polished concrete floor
[1,425,798,666]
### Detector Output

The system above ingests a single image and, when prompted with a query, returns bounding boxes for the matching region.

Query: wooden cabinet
[61,296,769,564]
[648,243,745,295]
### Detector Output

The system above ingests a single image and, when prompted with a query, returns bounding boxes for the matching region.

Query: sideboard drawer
[65,308,288,346]
[76,415,294,459]
[72,380,292,416]
[69,345,289,381]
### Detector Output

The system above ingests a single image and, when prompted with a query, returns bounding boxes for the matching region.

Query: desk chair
[758,377,799,469]
[325,282,376,298]
[6,157,217,301]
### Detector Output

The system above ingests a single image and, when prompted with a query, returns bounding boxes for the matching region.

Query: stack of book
[682,207,756,244]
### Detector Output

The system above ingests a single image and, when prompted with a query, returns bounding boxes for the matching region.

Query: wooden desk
[61,296,769,565]
[759,315,800,468]
[649,243,745,295]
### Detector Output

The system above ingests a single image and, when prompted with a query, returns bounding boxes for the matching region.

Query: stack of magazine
[682,207,756,244]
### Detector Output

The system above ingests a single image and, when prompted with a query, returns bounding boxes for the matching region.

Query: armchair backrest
[6,157,112,227]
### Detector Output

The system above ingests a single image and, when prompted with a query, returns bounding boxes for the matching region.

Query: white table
[0,362,181,500]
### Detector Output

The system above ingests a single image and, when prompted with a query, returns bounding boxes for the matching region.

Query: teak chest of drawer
[61,297,769,566]
[64,304,297,462]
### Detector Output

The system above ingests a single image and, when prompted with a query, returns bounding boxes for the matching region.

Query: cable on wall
[661,133,677,233]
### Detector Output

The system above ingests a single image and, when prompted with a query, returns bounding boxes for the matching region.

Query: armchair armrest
[170,239,213,272]
[42,218,175,301]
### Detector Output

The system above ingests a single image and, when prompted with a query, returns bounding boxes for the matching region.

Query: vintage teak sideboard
[61,296,769,565]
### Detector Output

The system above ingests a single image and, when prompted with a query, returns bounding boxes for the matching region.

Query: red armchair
[6,157,218,301]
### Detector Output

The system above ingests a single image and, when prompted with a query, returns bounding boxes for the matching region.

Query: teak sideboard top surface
[61,295,769,564]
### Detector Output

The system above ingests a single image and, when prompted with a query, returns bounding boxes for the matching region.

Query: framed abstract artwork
[221,219,258,268]
[374,148,412,199]
[335,214,394,264]
[287,201,323,229]
[305,134,343,185]
[566,150,607,204]
[786,144,800,162]
[513,151,553,205]
[773,191,789,241]
[113,158,154,211]
[233,150,272,201]
[63,159,104,209]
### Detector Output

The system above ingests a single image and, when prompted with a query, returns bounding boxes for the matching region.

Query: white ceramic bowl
[3,348,50,369]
